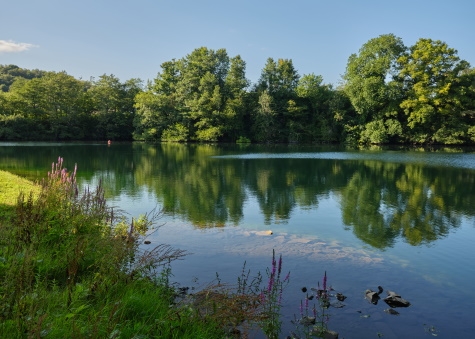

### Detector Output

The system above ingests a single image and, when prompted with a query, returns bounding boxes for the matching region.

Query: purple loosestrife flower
[323,271,327,291]
[278,255,282,276]
[267,270,275,293]
[268,250,277,292]
[260,292,266,304]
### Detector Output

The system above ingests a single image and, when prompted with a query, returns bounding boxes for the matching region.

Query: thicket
[1,34,474,145]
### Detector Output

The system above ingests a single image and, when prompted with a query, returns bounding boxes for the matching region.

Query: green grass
[0,170,40,220]
[0,160,227,339]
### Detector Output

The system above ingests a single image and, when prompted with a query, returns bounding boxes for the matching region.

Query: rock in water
[299,316,316,326]
[384,290,411,308]
[365,286,384,304]
[336,293,347,301]
[384,308,400,315]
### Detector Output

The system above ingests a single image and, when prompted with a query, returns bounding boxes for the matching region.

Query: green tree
[134,60,184,141]
[254,58,300,142]
[462,68,475,142]
[295,74,338,142]
[178,47,231,141]
[398,38,474,144]
[4,72,89,140]
[252,90,278,142]
[0,64,45,92]
[89,74,142,140]
[222,55,250,141]
[134,47,247,142]
[343,34,407,144]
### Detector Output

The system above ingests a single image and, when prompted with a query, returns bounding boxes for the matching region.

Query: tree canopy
[1,36,474,145]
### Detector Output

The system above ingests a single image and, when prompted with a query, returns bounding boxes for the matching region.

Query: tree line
[1,34,474,144]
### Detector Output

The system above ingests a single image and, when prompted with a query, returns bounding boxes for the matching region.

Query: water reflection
[1,142,474,249]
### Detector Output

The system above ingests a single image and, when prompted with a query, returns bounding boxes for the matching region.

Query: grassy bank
[0,170,40,219]
[0,160,228,338]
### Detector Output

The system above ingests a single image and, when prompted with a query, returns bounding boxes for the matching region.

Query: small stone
[299,316,316,326]
[336,293,347,301]
[384,308,400,315]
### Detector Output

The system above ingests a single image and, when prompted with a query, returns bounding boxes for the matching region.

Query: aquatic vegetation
[290,271,341,339]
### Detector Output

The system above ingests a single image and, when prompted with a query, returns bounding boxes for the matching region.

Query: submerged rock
[384,290,411,308]
[336,293,347,301]
[309,328,339,339]
[365,286,383,305]
[299,316,316,326]
[384,308,400,315]
[330,301,345,308]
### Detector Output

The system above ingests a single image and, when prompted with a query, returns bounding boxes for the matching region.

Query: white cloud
[0,40,37,53]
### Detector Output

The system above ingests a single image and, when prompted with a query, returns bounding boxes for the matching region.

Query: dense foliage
[1,35,474,144]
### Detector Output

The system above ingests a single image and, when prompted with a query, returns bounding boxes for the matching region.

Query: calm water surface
[1,142,475,338]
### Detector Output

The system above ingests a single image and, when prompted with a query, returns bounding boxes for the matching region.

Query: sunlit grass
[0,170,40,205]
[0,170,40,221]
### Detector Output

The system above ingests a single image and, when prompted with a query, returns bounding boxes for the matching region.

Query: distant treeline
[1,34,474,144]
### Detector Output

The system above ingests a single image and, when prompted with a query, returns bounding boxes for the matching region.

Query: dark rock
[365,289,380,305]
[365,286,384,305]
[310,329,339,339]
[299,316,316,326]
[383,290,411,308]
[336,293,347,301]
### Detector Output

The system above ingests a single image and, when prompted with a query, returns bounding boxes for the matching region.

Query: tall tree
[4,72,89,140]
[135,47,247,142]
[134,60,185,141]
[295,74,337,142]
[254,58,300,142]
[343,34,406,143]
[178,47,231,141]
[252,90,278,142]
[222,55,250,141]
[398,38,474,144]
[89,74,142,140]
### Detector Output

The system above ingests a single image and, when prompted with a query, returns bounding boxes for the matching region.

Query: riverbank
[0,165,229,338]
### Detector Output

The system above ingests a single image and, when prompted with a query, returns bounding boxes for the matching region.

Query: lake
[1,142,475,338]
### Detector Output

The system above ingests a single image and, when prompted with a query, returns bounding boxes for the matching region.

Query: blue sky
[1,0,474,86]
